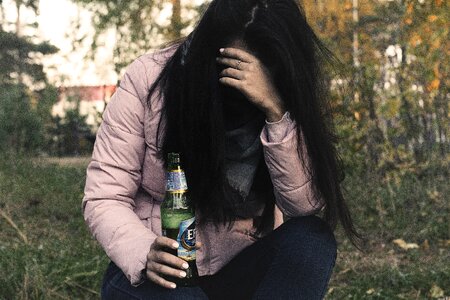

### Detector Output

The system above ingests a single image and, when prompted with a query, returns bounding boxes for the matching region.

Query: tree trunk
[361,66,384,169]
[397,44,421,163]
[15,0,21,36]
[352,0,360,103]
[170,0,182,40]
[434,90,448,158]
[0,3,5,30]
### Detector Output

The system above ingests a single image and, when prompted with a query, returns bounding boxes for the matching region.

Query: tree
[0,83,43,153]
[0,29,57,86]
[0,0,58,154]
[71,0,209,72]
[302,0,448,175]
[47,95,95,156]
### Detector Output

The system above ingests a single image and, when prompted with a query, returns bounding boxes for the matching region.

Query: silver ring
[236,60,242,68]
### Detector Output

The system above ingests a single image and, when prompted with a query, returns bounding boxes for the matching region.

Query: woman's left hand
[216,47,286,122]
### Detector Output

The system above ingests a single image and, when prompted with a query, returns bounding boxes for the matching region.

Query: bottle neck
[168,164,182,172]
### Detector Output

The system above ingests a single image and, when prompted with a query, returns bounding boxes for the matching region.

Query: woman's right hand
[145,236,190,289]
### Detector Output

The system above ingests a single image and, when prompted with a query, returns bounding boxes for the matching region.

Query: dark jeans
[101,215,337,300]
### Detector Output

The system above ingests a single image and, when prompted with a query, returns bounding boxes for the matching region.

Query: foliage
[0,28,58,86]
[0,0,59,155]
[0,22,93,156]
[301,0,449,177]
[69,0,448,178]
[46,96,95,156]
[70,0,209,72]
[0,83,43,154]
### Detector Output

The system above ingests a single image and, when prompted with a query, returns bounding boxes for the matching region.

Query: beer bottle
[160,152,199,286]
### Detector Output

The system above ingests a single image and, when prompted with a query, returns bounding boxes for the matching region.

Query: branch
[0,208,29,244]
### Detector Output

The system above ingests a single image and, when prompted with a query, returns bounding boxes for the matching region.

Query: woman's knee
[274,215,337,257]
[256,215,337,298]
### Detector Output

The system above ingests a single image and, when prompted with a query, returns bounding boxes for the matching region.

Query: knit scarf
[220,86,272,221]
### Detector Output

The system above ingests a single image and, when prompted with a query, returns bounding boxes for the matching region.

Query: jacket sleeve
[260,111,325,217]
[81,56,155,287]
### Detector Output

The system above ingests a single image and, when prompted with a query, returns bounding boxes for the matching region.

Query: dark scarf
[221,86,275,236]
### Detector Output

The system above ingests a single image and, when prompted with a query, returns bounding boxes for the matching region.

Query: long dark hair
[146,0,364,249]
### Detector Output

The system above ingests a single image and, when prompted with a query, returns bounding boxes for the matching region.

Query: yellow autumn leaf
[406,3,413,14]
[429,284,444,298]
[393,239,419,250]
[427,79,440,92]
[428,15,438,22]
[433,64,441,78]
[431,39,441,50]
[409,33,422,47]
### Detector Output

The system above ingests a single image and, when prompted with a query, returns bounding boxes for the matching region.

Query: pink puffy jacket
[81,44,324,287]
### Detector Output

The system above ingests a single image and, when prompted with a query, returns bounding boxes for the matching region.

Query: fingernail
[170,283,176,289]
[219,48,224,53]
[180,271,186,277]
[182,262,189,269]
[172,242,179,248]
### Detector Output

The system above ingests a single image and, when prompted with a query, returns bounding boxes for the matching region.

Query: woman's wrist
[265,105,287,123]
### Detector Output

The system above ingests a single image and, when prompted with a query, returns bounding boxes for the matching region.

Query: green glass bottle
[160,152,198,286]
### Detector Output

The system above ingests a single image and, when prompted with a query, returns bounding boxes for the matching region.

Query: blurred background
[0,0,448,299]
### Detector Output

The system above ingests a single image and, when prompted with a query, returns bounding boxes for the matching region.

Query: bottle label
[166,170,188,191]
[177,217,196,261]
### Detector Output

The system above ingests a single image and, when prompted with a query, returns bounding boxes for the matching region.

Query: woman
[82,0,363,299]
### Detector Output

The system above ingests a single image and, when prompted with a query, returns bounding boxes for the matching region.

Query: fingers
[219,47,255,63]
[146,270,177,289]
[219,76,243,90]
[151,236,179,251]
[152,250,189,270]
[216,57,248,71]
[146,247,188,289]
[219,67,245,80]
[152,236,201,251]
[145,236,202,289]
[148,261,187,279]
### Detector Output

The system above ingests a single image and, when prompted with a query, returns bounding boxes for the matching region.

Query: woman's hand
[145,236,201,289]
[216,47,286,122]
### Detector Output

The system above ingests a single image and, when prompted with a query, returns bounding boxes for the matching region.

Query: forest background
[0,0,448,299]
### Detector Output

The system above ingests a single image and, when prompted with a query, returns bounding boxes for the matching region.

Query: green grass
[0,155,448,299]
[0,155,108,299]
[326,162,449,299]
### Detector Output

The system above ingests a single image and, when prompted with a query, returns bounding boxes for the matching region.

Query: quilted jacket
[81,44,325,287]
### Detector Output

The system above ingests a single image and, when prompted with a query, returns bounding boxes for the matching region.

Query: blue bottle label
[177,217,196,260]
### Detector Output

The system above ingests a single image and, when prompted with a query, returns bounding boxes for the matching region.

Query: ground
[0,156,448,299]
